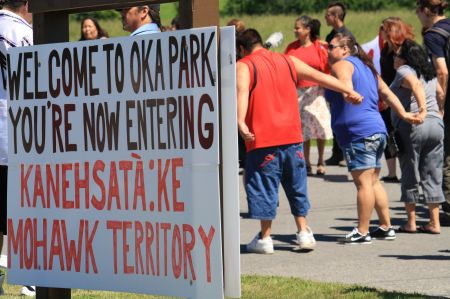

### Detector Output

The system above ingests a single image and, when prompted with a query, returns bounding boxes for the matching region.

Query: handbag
[387,130,404,156]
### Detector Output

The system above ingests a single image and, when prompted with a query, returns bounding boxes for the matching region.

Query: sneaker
[0,273,4,296]
[325,155,342,166]
[296,226,316,250]
[370,226,396,240]
[246,233,274,254]
[380,176,399,183]
[338,228,372,244]
[20,286,35,297]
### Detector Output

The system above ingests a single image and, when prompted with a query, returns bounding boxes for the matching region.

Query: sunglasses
[328,44,343,51]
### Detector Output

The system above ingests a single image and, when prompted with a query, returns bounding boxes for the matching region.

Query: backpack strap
[280,55,298,86]
[427,27,450,38]
[248,60,257,97]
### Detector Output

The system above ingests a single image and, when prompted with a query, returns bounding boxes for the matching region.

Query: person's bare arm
[378,76,422,124]
[401,73,427,120]
[236,61,255,141]
[433,56,448,114]
[289,55,363,104]
[437,81,445,116]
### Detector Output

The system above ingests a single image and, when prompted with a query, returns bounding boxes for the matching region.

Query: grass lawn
[0,274,430,298]
[69,8,422,48]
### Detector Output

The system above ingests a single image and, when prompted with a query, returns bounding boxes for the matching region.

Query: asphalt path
[240,148,450,298]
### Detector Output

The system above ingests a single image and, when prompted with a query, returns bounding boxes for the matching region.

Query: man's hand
[343,90,363,105]
[238,122,255,141]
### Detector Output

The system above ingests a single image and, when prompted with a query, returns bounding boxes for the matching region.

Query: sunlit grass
[0,274,431,298]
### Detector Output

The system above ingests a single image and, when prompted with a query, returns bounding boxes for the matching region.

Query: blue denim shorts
[245,143,310,220]
[343,133,387,172]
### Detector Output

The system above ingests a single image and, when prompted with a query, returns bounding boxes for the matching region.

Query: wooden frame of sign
[29,1,219,298]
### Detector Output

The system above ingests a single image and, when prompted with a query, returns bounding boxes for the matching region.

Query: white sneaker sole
[246,247,274,254]
[299,243,316,250]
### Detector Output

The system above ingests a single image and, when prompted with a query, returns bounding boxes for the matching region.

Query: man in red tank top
[236,29,362,254]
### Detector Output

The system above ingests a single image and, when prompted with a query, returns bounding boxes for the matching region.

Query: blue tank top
[325,56,386,147]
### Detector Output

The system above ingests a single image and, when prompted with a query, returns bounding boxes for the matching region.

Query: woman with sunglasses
[285,15,332,176]
[326,33,422,244]
[390,39,445,234]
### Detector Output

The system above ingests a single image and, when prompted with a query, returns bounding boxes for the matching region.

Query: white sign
[6,27,223,299]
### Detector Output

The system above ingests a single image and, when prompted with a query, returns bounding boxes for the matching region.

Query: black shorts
[0,165,6,235]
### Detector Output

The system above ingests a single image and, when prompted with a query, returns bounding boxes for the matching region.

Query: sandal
[316,163,326,176]
[417,225,440,234]
[396,225,417,234]
[306,165,313,176]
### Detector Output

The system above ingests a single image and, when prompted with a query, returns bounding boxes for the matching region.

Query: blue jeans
[245,143,310,220]
[343,133,387,172]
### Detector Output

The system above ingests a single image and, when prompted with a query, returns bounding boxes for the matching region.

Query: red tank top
[240,48,303,152]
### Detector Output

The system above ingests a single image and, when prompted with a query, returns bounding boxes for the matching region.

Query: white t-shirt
[0,9,33,165]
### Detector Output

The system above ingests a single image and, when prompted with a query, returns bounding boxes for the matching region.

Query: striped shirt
[0,9,33,165]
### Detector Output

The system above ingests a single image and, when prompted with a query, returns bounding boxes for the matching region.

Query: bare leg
[260,220,272,239]
[294,216,307,232]
[386,158,397,177]
[317,139,326,166]
[351,168,376,235]
[404,203,417,231]
[372,168,391,228]
[426,203,441,233]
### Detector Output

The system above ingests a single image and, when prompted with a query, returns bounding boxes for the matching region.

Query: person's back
[239,48,300,151]
[0,2,34,295]
[325,55,386,147]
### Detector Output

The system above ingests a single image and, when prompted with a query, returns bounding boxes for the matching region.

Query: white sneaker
[0,255,7,269]
[20,286,35,297]
[0,273,4,296]
[296,226,316,250]
[246,233,274,254]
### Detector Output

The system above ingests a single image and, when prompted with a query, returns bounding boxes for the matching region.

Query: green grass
[0,274,431,298]
[69,8,423,49]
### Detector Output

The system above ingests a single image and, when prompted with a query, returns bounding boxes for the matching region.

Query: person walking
[285,16,332,175]
[391,40,445,234]
[0,0,35,296]
[416,0,450,224]
[324,1,355,167]
[325,33,421,244]
[236,29,363,253]
[118,3,161,36]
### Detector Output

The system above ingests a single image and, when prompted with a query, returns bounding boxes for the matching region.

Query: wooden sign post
[27,2,219,298]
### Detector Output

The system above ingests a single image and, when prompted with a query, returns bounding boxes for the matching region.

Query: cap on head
[115,3,159,12]
[148,3,160,12]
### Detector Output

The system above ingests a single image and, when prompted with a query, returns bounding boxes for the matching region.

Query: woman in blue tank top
[325,33,423,244]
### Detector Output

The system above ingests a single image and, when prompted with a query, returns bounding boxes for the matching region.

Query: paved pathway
[240,149,450,298]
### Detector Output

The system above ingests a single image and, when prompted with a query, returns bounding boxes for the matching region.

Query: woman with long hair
[326,33,422,243]
[391,39,445,234]
[79,16,109,41]
[378,17,415,182]
[285,15,332,176]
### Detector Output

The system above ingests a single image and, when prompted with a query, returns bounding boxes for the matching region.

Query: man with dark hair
[118,3,161,36]
[0,0,35,296]
[324,1,355,166]
[416,0,450,224]
[236,28,362,254]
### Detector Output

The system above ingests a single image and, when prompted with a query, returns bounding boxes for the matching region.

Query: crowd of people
[0,0,450,295]
[236,0,450,253]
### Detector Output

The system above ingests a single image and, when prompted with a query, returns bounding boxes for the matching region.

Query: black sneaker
[338,228,372,244]
[370,226,396,240]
